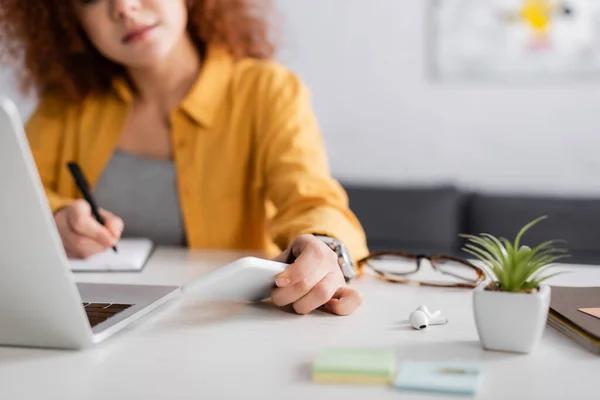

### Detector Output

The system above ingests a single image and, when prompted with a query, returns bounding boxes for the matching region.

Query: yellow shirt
[25,44,369,263]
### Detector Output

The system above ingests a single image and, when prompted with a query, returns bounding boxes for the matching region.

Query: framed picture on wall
[427,0,600,80]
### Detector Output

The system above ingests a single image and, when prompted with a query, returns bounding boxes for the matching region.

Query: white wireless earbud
[409,310,429,330]
[409,305,448,330]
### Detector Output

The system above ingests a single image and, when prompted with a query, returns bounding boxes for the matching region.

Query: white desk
[1,248,599,399]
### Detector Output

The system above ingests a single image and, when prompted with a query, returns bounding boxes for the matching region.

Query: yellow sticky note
[312,348,396,385]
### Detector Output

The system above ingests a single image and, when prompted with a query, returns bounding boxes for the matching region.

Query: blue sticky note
[393,362,482,396]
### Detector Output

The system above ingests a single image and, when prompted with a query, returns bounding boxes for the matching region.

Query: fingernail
[276,277,291,287]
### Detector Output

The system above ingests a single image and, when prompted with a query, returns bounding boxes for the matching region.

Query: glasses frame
[357,250,486,288]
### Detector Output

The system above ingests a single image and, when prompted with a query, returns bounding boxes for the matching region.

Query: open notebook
[69,238,154,272]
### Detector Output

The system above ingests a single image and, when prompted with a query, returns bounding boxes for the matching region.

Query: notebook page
[69,238,154,272]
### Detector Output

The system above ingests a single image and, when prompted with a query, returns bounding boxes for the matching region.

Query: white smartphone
[182,256,288,301]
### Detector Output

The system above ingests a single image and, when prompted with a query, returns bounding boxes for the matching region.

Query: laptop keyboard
[82,302,134,327]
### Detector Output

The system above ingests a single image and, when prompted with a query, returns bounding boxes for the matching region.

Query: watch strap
[313,235,356,282]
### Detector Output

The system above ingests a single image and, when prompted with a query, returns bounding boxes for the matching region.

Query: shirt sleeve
[24,96,74,213]
[253,63,369,265]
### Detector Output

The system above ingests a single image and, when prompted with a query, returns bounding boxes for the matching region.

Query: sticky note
[393,361,482,396]
[578,308,600,320]
[312,348,397,384]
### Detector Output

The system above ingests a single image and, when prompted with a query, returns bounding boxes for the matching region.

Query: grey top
[93,148,187,247]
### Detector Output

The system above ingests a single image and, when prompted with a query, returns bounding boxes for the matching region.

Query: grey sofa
[343,184,600,265]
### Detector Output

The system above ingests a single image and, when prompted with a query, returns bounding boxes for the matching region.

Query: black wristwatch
[313,235,356,283]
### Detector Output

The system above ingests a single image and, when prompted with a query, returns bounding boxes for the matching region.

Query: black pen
[66,162,118,253]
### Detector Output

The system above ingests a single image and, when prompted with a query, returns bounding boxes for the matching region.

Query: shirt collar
[111,43,233,128]
[112,77,133,104]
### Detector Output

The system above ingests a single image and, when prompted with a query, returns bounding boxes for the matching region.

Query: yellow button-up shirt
[25,45,369,263]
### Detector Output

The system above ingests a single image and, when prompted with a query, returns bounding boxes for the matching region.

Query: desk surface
[1,248,599,400]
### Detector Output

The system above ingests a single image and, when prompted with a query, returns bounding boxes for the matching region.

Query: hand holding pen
[50,162,124,259]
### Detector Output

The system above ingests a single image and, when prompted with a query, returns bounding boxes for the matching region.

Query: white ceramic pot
[473,283,551,353]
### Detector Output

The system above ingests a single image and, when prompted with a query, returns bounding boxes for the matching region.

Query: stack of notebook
[547,286,600,355]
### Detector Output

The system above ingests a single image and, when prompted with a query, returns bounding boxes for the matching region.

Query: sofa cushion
[466,193,600,258]
[343,184,465,254]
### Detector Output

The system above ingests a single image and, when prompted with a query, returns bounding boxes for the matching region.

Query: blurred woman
[0,0,369,316]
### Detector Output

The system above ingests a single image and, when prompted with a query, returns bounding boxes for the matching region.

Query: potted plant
[461,216,568,353]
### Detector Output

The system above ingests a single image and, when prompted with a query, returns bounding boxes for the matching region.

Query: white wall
[276,0,600,196]
[3,0,599,196]
[0,68,35,118]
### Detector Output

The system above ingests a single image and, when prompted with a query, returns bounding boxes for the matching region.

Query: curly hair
[0,0,277,101]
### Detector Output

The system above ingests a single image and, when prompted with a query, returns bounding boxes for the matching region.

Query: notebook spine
[547,311,600,355]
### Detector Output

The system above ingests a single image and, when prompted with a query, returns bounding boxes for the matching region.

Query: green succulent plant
[460,216,569,292]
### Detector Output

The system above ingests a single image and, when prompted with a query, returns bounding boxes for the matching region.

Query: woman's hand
[271,234,362,316]
[53,199,123,259]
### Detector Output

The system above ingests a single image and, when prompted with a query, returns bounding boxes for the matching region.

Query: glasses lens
[432,259,481,282]
[364,254,418,275]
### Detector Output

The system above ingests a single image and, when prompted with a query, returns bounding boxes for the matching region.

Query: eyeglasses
[356,250,486,288]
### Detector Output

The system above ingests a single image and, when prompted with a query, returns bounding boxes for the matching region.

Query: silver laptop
[0,97,180,350]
